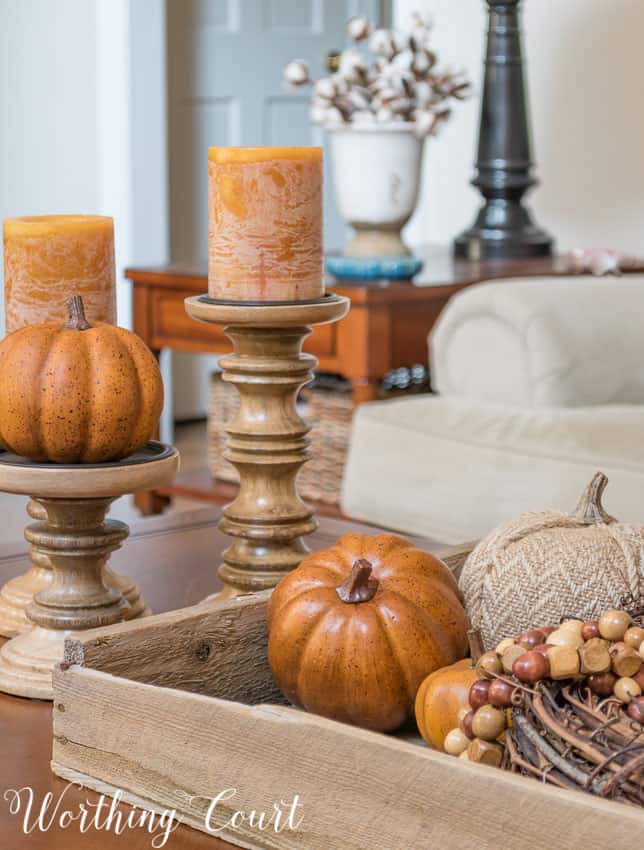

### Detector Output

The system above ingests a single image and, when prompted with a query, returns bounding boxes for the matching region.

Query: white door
[167,0,383,418]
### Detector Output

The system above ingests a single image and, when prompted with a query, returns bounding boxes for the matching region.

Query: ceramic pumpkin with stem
[267,533,469,732]
[414,630,485,751]
[0,295,163,464]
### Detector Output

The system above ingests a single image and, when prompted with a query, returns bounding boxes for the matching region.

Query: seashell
[283,59,310,86]
[347,15,371,41]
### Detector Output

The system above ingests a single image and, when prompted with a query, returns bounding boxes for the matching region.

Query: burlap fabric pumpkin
[459,473,644,650]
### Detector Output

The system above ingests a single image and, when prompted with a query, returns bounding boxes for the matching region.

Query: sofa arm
[430,275,644,407]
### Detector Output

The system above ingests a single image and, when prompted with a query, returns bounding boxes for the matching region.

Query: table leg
[134,489,171,516]
[350,379,381,405]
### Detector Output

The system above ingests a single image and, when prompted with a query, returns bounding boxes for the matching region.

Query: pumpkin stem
[64,295,93,331]
[467,628,484,663]
[337,559,379,604]
[574,472,616,525]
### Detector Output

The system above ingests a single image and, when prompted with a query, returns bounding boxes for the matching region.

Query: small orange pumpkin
[415,658,479,751]
[0,295,163,463]
[268,533,469,732]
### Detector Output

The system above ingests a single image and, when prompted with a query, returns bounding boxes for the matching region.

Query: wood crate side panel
[63,591,280,704]
[52,667,644,850]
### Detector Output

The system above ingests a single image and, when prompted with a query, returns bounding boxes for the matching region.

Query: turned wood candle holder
[0,499,150,638]
[185,293,350,598]
[0,442,178,699]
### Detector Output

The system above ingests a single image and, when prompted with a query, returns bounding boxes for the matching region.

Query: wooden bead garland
[438,603,644,806]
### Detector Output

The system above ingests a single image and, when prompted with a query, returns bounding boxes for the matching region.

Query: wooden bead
[456,706,470,727]
[613,676,642,704]
[578,637,611,675]
[471,705,506,741]
[513,650,550,683]
[476,651,503,680]
[495,637,517,656]
[610,644,642,678]
[598,609,632,641]
[581,620,600,641]
[501,644,526,674]
[460,710,474,739]
[559,619,584,636]
[539,626,555,637]
[516,629,546,650]
[623,626,644,651]
[488,678,519,708]
[532,643,553,657]
[634,668,644,691]
[626,695,644,724]
[468,679,491,710]
[546,645,580,680]
[458,749,470,760]
[587,671,617,697]
[547,628,584,649]
[466,737,504,767]
[444,727,470,755]
[640,642,644,663]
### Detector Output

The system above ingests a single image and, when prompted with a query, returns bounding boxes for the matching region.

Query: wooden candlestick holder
[0,499,150,638]
[185,293,349,597]
[0,442,178,699]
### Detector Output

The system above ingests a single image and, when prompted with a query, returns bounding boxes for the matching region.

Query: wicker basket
[208,373,354,504]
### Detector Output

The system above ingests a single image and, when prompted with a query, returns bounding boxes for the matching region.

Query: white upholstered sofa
[341,276,644,544]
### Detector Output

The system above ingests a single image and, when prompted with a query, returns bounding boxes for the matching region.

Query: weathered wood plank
[64,591,280,704]
[52,666,644,850]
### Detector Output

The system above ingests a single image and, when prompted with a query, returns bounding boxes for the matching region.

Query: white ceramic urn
[327,123,424,258]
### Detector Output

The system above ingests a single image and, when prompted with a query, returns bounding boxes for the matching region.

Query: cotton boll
[324,106,345,126]
[347,15,371,41]
[314,77,337,100]
[414,110,435,138]
[347,88,371,111]
[352,109,376,125]
[391,48,414,72]
[283,59,310,86]
[414,80,434,108]
[309,104,329,125]
[376,106,395,123]
[369,29,397,58]
[339,49,367,83]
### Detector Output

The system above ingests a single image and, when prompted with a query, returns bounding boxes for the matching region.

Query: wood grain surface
[0,507,442,849]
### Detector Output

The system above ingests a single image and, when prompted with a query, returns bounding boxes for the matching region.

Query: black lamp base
[454,200,554,260]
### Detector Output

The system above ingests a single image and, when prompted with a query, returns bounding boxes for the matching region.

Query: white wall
[0,0,99,332]
[396,0,644,254]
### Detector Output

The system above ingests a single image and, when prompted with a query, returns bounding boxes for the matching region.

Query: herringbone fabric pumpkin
[459,473,644,650]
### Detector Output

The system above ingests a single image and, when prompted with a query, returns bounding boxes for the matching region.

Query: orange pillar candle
[208,147,323,302]
[3,215,116,333]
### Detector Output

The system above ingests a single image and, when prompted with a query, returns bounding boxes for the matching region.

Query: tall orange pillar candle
[3,215,116,333]
[208,147,323,302]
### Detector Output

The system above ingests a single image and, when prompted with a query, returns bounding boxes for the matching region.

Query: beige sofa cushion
[430,276,644,407]
[341,395,644,544]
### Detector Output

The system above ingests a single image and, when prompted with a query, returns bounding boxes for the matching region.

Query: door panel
[166,0,381,418]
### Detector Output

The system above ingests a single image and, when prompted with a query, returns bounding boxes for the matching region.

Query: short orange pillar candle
[208,147,323,302]
[3,215,116,333]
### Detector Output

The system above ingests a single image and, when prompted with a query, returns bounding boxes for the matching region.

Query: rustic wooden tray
[52,544,644,850]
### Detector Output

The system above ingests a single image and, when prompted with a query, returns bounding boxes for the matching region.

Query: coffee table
[0,506,459,850]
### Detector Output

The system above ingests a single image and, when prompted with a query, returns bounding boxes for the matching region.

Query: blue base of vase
[325,253,424,281]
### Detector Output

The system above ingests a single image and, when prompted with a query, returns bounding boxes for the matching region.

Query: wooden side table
[124,249,589,516]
